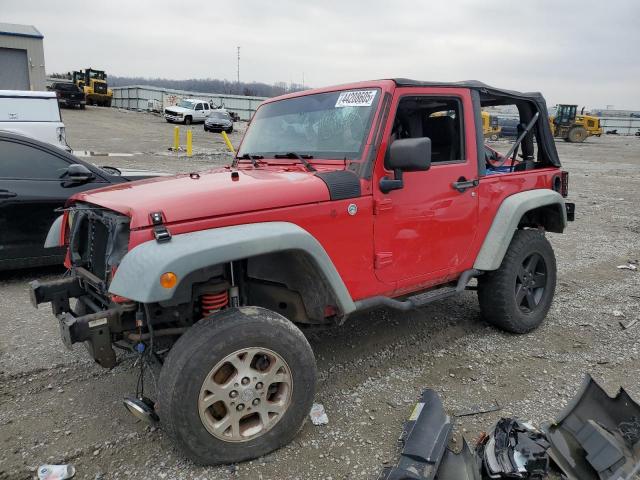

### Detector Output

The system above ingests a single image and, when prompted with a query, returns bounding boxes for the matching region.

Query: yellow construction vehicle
[482,111,502,140]
[73,68,113,107]
[550,104,602,142]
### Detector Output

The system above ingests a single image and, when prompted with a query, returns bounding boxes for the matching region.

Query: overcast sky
[3,0,639,109]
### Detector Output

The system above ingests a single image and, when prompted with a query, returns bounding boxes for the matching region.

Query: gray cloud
[3,0,639,108]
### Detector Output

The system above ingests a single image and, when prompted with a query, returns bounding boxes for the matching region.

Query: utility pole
[236,46,240,94]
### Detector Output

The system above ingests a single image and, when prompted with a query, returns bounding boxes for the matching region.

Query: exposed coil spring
[201,291,229,316]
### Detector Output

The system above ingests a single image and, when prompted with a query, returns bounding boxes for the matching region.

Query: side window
[195,103,203,111]
[203,103,209,110]
[0,141,71,180]
[391,97,464,163]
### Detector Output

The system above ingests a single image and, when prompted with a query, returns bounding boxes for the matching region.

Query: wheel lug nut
[237,404,244,411]
[252,398,260,406]
[230,390,238,398]
[241,377,250,385]
[256,382,263,390]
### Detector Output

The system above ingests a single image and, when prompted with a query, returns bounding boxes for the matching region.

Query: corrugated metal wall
[599,117,640,136]
[111,85,266,121]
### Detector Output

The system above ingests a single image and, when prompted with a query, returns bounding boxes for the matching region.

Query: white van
[0,90,71,151]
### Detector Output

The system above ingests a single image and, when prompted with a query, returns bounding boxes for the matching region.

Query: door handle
[451,177,479,193]
[0,189,17,199]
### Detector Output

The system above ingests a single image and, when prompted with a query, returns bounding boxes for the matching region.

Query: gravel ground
[1,107,639,479]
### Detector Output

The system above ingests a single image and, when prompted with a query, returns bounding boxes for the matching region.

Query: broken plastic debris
[612,310,625,317]
[454,400,502,417]
[542,374,640,480]
[620,318,638,330]
[480,418,550,479]
[309,403,329,425]
[37,464,76,480]
[617,263,638,271]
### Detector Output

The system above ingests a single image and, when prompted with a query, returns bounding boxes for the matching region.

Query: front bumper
[30,274,135,368]
[205,123,231,131]
[59,98,86,107]
[165,114,183,122]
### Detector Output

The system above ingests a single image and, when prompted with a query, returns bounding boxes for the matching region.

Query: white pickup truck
[164,98,212,125]
[0,90,71,151]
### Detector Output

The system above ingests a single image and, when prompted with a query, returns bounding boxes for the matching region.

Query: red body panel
[67,80,562,303]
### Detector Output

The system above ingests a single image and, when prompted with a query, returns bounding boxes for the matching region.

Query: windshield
[209,111,229,120]
[54,83,79,91]
[178,100,196,109]
[239,88,380,160]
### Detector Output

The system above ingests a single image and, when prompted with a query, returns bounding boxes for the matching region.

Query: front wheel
[158,307,317,465]
[226,126,234,134]
[184,116,192,125]
[478,229,556,333]
[568,126,588,143]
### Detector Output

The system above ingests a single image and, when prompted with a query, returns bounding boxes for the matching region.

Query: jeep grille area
[69,206,130,283]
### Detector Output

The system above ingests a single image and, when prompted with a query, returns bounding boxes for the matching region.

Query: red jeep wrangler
[31,79,574,465]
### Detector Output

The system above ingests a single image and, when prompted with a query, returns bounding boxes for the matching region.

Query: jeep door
[372,88,479,290]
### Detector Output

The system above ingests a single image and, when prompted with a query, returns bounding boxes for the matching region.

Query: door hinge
[373,198,393,215]
[375,252,393,269]
[150,211,171,243]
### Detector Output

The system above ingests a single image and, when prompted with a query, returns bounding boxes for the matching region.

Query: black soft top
[391,79,561,167]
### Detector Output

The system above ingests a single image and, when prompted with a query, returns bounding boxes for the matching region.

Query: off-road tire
[158,306,317,465]
[568,126,587,143]
[184,116,192,125]
[478,229,556,333]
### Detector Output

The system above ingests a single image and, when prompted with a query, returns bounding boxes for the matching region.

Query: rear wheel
[158,307,317,465]
[478,229,556,333]
[567,126,588,143]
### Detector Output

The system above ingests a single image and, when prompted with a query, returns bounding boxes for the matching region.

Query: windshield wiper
[273,152,317,172]
[234,153,264,168]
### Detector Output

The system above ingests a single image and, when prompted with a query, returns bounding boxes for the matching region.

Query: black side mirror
[380,137,431,193]
[66,164,94,183]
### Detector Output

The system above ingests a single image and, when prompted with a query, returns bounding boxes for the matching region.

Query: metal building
[0,23,46,91]
[111,85,266,121]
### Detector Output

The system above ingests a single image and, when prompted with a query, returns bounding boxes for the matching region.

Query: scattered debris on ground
[309,403,329,426]
[378,376,640,480]
[543,374,640,480]
[37,464,76,480]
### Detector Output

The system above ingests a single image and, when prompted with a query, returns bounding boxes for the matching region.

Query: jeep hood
[71,168,332,229]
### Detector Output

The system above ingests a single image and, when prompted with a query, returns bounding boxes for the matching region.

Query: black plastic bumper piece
[377,389,453,480]
[566,202,575,221]
[542,374,640,480]
[30,276,84,315]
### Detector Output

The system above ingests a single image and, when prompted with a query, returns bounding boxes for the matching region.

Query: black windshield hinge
[150,211,171,243]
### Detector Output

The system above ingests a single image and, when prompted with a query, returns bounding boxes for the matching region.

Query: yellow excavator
[72,68,113,107]
[550,104,602,142]
[482,111,502,140]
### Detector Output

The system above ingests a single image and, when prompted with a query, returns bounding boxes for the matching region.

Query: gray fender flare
[109,221,356,315]
[473,189,566,271]
[44,215,64,248]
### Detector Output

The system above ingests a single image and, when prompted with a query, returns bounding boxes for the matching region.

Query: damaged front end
[30,205,137,368]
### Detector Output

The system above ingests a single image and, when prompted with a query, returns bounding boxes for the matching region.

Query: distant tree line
[108,76,307,98]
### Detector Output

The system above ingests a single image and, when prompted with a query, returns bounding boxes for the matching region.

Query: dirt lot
[1,107,639,480]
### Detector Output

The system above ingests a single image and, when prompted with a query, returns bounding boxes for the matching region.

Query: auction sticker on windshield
[335,90,377,108]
